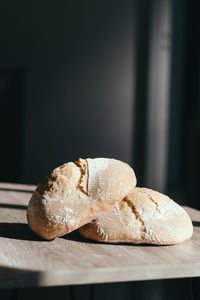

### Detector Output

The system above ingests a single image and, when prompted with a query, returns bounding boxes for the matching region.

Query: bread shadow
[62,230,100,244]
[0,187,34,193]
[0,223,45,242]
[0,223,179,246]
[192,221,200,227]
[0,203,27,210]
[62,231,165,247]
[0,265,40,288]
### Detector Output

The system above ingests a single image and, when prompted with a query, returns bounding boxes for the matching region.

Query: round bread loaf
[79,187,193,245]
[27,158,136,240]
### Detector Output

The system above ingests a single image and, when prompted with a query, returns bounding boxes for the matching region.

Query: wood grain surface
[0,182,199,289]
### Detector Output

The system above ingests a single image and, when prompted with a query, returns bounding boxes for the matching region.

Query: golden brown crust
[27,158,136,240]
[79,188,193,245]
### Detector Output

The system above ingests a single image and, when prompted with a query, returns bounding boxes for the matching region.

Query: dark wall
[0,0,135,184]
[167,0,200,208]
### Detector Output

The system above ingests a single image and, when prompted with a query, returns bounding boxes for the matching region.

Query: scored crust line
[74,159,89,196]
[86,159,89,195]
[141,189,161,213]
[149,196,160,213]
[123,198,147,239]
[145,193,161,213]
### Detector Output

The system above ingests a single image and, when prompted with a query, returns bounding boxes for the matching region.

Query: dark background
[0,0,134,184]
[0,0,199,299]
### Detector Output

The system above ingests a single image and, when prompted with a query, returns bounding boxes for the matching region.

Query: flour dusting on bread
[152,199,183,222]
[27,158,136,240]
[79,187,193,245]
[86,158,109,191]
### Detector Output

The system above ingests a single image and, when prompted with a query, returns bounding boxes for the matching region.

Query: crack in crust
[142,189,161,213]
[75,158,89,196]
[85,159,89,193]
[149,196,160,213]
[123,198,146,238]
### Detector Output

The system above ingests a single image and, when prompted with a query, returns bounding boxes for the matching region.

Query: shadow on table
[0,265,40,289]
[0,203,27,210]
[63,231,164,247]
[62,230,99,244]
[0,187,34,193]
[192,221,200,227]
[0,223,45,242]
[0,222,88,243]
[1,220,198,244]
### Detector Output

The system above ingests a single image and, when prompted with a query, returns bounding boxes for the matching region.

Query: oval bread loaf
[27,158,136,240]
[79,187,193,245]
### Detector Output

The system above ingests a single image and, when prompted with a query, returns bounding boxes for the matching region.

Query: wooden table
[0,182,200,289]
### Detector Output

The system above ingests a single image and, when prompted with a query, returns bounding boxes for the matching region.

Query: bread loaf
[27,158,136,240]
[79,187,193,245]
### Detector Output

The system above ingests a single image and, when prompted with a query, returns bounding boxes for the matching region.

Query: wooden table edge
[1,263,200,289]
